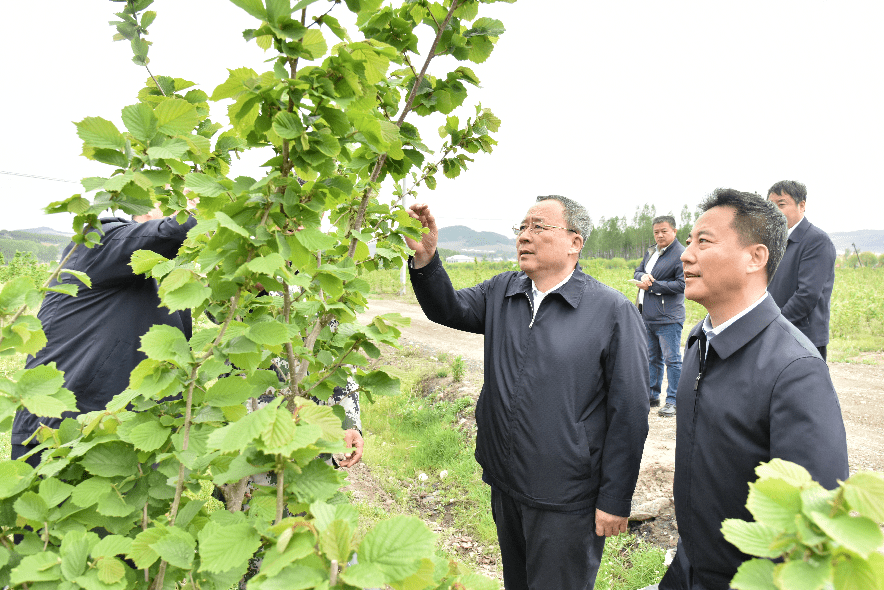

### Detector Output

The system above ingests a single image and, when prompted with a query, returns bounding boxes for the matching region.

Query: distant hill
[828,230,884,255]
[18,226,73,237]
[438,225,514,251]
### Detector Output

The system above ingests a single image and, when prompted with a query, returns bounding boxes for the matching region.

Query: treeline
[584,204,696,259]
[0,238,61,263]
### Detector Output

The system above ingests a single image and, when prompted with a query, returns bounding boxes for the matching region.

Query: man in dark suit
[655,189,848,590]
[766,180,836,360]
[634,215,686,417]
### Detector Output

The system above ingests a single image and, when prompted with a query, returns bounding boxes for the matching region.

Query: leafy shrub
[723,459,884,590]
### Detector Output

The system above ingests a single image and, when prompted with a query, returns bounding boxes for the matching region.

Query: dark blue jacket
[767,217,836,347]
[633,240,686,325]
[12,216,195,445]
[410,252,649,515]
[673,295,848,589]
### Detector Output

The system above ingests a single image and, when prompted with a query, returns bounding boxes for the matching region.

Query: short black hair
[652,215,677,229]
[767,180,807,205]
[699,189,787,284]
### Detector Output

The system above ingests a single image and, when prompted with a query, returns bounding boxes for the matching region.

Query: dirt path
[350,297,884,555]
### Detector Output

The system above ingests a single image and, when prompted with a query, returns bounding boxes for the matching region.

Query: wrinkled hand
[638,273,654,291]
[595,509,627,537]
[337,429,364,467]
[404,203,438,269]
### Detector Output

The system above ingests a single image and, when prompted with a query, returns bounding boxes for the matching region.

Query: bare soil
[344,298,884,579]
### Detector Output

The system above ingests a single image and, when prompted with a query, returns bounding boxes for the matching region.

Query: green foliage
[722,459,884,590]
[0,235,60,265]
[0,251,51,285]
[450,355,466,382]
[0,0,512,588]
[595,533,666,590]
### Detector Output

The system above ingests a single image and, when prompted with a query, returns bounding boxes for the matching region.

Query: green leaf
[121,103,158,142]
[39,477,74,507]
[76,117,125,149]
[747,478,802,530]
[14,491,49,522]
[774,557,831,590]
[185,173,229,197]
[129,527,164,569]
[272,111,305,139]
[730,558,776,590]
[356,370,400,397]
[260,407,297,453]
[755,459,813,487]
[833,553,879,590]
[0,276,34,313]
[152,527,196,569]
[91,148,129,168]
[294,227,337,250]
[809,511,883,557]
[127,419,170,452]
[720,519,782,558]
[464,17,505,38]
[247,252,287,276]
[299,403,346,443]
[207,398,279,453]
[60,531,92,580]
[71,477,114,508]
[146,138,189,159]
[300,29,327,60]
[214,211,251,238]
[80,442,138,478]
[44,283,79,297]
[843,471,884,522]
[248,321,290,346]
[140,324,192,366]
[358,515,435,581]
[340,562,388,588]
[230,0,266,20]
[59,269,92,288]
[320,519,353,565]
[130,250,170,275]
[96,556,126,585]
[21,388,77,418]
[211,67,258,101]
[161,281,212,311]
[10,551,62,585]
[155,98,201,135]
[197,519,262,574]
[92,535,133,558]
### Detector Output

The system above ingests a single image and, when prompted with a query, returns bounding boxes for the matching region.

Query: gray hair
[652,215,677,229]
[536,195,592,255]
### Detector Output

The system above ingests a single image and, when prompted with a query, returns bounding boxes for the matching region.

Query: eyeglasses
[512,221,576,236]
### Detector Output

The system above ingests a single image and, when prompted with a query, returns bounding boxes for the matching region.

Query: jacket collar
[788,216,811,243]
[505,266,586,309]
[686,295,781,360]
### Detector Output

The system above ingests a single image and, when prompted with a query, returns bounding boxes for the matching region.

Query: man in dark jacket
[766,180,836,360]
[657,189,848,590]
[406,196,649,590]
[11,207,196,467]
[634,215,686,417]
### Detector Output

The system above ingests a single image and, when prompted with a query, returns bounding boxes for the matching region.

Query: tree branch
[346,0,461,257]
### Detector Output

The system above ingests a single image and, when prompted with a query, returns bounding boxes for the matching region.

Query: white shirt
[787,215,806,238]
[530,270,575,326]
[637,244,667,306]
[701,292,769,358]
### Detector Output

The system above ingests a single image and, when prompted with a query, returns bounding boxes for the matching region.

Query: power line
[0,170,78,184]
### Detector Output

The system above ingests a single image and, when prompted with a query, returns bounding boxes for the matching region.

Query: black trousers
[659,539,718,590]
[817,345,827,361]
[491,489,606,590]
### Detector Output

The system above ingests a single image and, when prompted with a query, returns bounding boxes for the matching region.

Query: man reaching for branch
[405,196,650,590]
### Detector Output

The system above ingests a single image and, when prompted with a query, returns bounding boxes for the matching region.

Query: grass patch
[361,349,497,548]
[596,533,666,590]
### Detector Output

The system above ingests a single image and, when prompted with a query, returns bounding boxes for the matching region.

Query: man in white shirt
[655,188,848,590]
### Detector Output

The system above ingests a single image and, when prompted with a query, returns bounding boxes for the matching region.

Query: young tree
[0,0,511,587]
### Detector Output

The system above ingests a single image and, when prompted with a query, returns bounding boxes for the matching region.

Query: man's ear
[746,244,769,277]
[569,234,584,256]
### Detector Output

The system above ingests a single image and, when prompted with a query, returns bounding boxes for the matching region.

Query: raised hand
[404,203,439,269]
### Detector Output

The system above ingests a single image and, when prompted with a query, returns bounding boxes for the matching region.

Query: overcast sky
[2,1,882,236]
